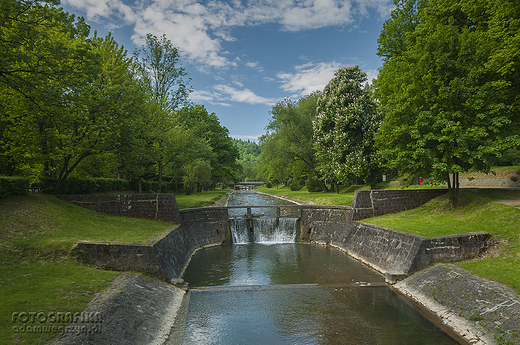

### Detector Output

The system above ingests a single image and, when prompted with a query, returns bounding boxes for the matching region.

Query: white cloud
[365,68,379,85]
[277,61,343,97]
[63,0,393,70]
[231,134,260,142]
[190,85,277,106]
[213,85,277,105]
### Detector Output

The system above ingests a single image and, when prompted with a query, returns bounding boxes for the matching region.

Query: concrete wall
[72,208,231,282]
[57,194,181,223]
[300,208,490,282]
[351,189,447,220]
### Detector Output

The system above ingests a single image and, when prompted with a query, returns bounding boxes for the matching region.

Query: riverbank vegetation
[256,0,520,208]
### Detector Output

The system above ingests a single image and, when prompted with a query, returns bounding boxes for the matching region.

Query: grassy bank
[258,186,520,294]
[175,188,230,209]
[1,189,227,344]
[255,185,370,206]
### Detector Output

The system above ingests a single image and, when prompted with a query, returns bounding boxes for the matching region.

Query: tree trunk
[138,177,142,194]
[315,172,330,192]
[157,158,163,194]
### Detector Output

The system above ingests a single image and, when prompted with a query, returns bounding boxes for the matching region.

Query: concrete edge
[49,274,185,345]
[390,279,495,345]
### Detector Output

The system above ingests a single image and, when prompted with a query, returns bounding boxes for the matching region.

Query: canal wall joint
[72,207,231,283]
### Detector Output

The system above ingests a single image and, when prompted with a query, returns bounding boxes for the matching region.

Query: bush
[41,178,131,194]
[0,176,30,198]
[305,175,323,192]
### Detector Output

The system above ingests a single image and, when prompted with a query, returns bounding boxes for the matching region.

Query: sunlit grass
[175,188,230,209]
[255,185,370,206]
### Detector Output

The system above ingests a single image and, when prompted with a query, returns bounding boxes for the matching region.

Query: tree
[177,105,240,186]
[233,139,261,181]
[259,92,329,191]
[133,33,192,193]
[314,66,382,189]
[374,0,520,208]
[133,33,191,111]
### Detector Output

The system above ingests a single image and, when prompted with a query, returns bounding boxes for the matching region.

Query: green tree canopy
[375,0,520,207]
[259,92,329,191]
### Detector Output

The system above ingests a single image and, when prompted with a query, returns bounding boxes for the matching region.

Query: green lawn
[175,188,230,209]
[255,185,370,206]
[0,189,228,344]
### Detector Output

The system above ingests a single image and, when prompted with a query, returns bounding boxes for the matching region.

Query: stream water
[173,191,457,344]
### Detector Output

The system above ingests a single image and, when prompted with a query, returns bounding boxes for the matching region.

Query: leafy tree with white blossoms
[314,66,383,189]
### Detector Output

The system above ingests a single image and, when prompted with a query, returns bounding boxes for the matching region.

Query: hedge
[40,178,177,195]
[40,178,131,195]
[0,176,30,199]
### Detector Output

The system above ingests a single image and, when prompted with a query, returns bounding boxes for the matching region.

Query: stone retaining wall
[300,208,490,282]
[57,194,181,223]
[73,208,231,282]
[351,189,447,220]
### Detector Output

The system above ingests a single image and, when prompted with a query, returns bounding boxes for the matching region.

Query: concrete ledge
[301,207,490,281]
[351,189,447,220]
[50,274,185,345]
[392,264,520,345]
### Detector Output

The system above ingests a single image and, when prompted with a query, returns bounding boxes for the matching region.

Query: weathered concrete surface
[392,264,520,345]
[50,274,185,345]
[351,189,447,220]
[301,207,490,282]
[57,194,182,223]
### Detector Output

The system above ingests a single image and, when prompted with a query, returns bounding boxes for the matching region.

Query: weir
[229,217,299,244]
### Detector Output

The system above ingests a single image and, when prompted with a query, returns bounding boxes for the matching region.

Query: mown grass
[175,188,230,209]
[0,189,225,344]
[255,185,370,206]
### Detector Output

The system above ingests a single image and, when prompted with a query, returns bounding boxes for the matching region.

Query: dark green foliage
[305,175,323,192]
[0,176,30,198]
[233,139,261,181]
[40,178,131,194]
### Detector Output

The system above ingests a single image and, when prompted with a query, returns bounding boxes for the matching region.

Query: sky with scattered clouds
[60,0,394,141]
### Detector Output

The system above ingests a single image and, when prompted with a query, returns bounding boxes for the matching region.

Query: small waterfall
[229,217,298,244]
[229,218,251,244]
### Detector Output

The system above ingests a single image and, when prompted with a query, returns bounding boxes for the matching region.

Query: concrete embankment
[50,274,185,345]
[392,264,520,345]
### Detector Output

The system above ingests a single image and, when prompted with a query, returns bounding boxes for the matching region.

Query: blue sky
[60,0,394,141]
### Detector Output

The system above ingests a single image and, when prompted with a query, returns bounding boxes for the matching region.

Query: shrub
[0,176,30,198]
[41,178,131,194]
[305,175,323,192]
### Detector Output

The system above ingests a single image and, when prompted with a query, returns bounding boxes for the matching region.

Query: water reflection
[183,244,384,288]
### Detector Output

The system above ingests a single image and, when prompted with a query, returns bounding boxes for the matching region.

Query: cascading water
[253,218,297,243]
[229,217,298,244]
